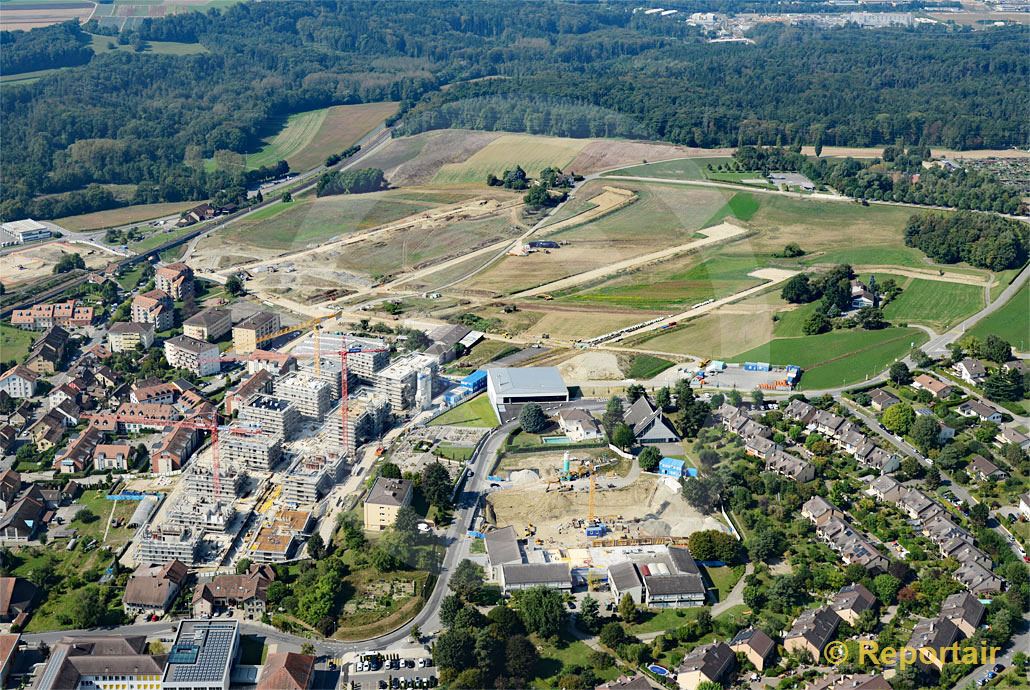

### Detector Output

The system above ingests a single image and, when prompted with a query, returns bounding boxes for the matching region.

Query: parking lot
[345,653,437,690]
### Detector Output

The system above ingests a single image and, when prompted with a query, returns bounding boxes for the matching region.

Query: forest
[903,212,1029,270]
[0,21,92,75]
[1,1,1027,220]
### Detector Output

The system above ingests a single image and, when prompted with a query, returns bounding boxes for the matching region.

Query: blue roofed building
[658,457,687,478]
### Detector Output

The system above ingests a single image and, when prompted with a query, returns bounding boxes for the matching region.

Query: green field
[55,201,197,232]
[0,324,34,362]
[603,156,734,180]
[429,394,499,428]
[563,253,765,311]
[882,278,984,331]
[89,33,209,56]
[625,354,676,379]
[218,192,440,251]
[968,281,1029,350]
[433,134,587,185]
[246,108,330,169]
[704,191,760,225]
[733,326,929,389]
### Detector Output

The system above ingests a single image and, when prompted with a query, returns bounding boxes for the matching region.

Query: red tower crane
[332,342,388,454]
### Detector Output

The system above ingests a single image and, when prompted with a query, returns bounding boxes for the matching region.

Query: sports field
[244,102,396,171]
[216,192,443,251]
[733,326,928,390]
[968,281,1029,350]
[432,134,589,185]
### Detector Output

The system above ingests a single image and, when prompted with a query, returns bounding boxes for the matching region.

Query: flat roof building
[374,354,436,410]
[2,219,50,245]
[219,427,283,472]
[274,373,332,421]
[163,619,239,690]
[281,455,345,507]
[487,367,568,409]
[239,394,301,441]
[135,525,201,566]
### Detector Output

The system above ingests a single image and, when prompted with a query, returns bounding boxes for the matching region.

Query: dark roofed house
[123,559,189,617]
[908,617,960,670]
[805,675,893,690]
[0,578,37,625]
[596,675,652,690]
[968,455,1007,482]
[0,488,46,542]
[623,395,679,444]
[192,564,273,618]
[869,388,900,412]
[730,627,776,671]
[940,591,986,637]
[498,562,572,593]
[676,641,735,690]
[484,525,523,576]
[36,635,164,690]
[784,607,840,662]
[830,583,877,625]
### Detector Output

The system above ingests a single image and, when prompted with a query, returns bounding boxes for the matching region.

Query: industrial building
[486,367,568,409]
[274,373,332,421]
[162,619,240,690]
[1,219,51,245]
[239,395,300,441]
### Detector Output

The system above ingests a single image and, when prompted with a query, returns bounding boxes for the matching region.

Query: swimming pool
[541,436,571,444]
[647,664,670,677]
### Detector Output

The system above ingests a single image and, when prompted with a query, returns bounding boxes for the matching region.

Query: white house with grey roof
[623,395,679,444]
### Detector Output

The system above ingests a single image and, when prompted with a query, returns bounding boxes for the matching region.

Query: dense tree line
[904,212,1028,270]
[0,21,92,75]
[2,2,1026,220]
[315,168,386,197]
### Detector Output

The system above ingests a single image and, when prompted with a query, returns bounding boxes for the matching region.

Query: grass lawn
[532,633,621,689]
[89,33,208,56]
[882,277,984,331]
[704,564,745,602]
[433,134,588,185]
[733,326,929,390]
[968,281,1029,350]
[436,443,475,462]
[626,354,676,379]
[602,157,733,181]
[116,264,147,291]
[703,191,760,225]
[0,324,35,362]
[430,394,499,428]
[128,225,198,254]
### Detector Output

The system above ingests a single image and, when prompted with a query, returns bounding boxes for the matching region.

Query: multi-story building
[122,559,189,616]
[192,569,272,620]
[219,427,283,471]
[151,425,199,474]
[233,311,280,354]
[107,322,155,353]
[9,300,92,330]
[183,307,232,342]
[93,444,133,471]
[35,635,164,690]
[162,619,240,690]
[248,524,296,563]
[297,357,344,399]
[374,354,436,410]
[131,289,174,332]
[324,393,391,454]
[274,373,332,421]
[281,455,345,507]
[154,262,194,301]
[164,335,220,376]
[135,525,201,566]
[239,394,300,440]
[363,477,413,531]
[0,366,38,399]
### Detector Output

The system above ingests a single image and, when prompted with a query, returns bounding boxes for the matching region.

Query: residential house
[940,591,985,637]
[108,322,155,353]
[224,370,273,415]
[869,389,900,412]
[94,444,134,471]
[907,617,960,670]
[258,652,315,690]
[624,395,680,444]
[0,426,15,457]
[784,607,840,662]
[233,311,281,354]
[131,289,174,331]
[596,676,653,690]
[0,486,46,541]
[956,400,1003,424]
[1002,360,1026,375]
[784,399,817,425]
[830,583,877,625]
[0,366,38,399]
[912,374,953,399]
[363,478,413,531]
[805,675,893,690]
[968,454,1007,482]
[996,427,1030,451]
[850,280,879,309]
[25,326,69,375]
[0,578,37,624]
[152,425,200,474]
[1020,493,1030,521]
[556,408,604,442]
[54,425,104,473]
[192,564,274,618]
[0,471,21,513]
[122,559,189,616]
[729,627,776,672]
[676,642,735,690]
[30,413,65,451]
[9,300,93,330]
[164,335,220,376]
[953,358,988,385]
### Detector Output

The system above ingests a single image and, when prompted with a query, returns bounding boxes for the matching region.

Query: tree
[781,274,817,303]
[854,306,887,330]
[969,502,989,529]
[307,533,325,559]
[611,423,634,450]
[504,635,538,678]
[682,475,724,513]
[450,559,485,601]
[514,586,565,638]
[803,310,831,335]
[235,558,252,574]
[68,584,104,628]
[984,369,1023,402]
[674,378,694,409]
[75,507,99,524]
[638,446,661,472]
[578,595,600,633]
[888,361,912,385]
[379,462,402,479]
[625,384,645,403]
[225,273,244,296]
[440,594,464,627]
[779,242,805,258]
[655,387,671,410]
[518,403,548,434]
[488,605,525,636]
[982,334,1013,363]
[746,527,787,562]
[872,573,902,604]
[281,191,293,203]
[602,396,624,432]
[882,403,915,435]
[618,592,637,622]
[599,622,626,649]
[750,388,765,406]
[422,462,453,509]
[924,465,942,490]
[679,400,710,438]
[409,624,421,643]
[434,628,475,670]
[910,415,942,453]
[688,529,740,563]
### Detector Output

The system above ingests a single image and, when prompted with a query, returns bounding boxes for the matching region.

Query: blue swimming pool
[541,436,571,444]
[648,664,670,677]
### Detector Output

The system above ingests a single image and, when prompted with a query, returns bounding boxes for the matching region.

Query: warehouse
[486,367,568,410]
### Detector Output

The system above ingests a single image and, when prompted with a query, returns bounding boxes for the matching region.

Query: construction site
[485,450,730,548]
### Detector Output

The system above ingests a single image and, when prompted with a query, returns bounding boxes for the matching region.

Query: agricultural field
[968,281,1029,350]
[733,326,928,390]
[880,275,984,331]
[603,156,734,181]
[432,134,589,185]
[54,200,197,231]
[521,309,648,341]
[0,0,93,31]
[239,102,397,171]
[628,300,781,358]
[90,0,244,32]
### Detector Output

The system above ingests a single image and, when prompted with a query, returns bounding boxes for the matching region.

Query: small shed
[658,458,687,478]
